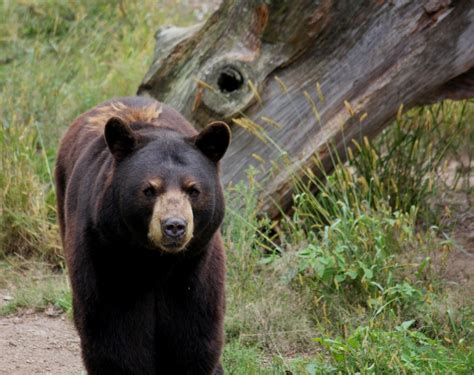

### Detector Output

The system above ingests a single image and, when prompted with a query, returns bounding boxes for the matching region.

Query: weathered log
[138,0,474,219]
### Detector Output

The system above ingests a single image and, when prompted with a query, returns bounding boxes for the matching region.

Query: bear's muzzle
[148,190,194,252]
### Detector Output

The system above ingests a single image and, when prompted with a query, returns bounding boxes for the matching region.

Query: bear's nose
[161,218,187,239]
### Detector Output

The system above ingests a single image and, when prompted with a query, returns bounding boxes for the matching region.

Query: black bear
[55,96,230,374]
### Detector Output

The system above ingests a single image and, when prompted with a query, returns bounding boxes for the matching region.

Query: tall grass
[0,112,60,261]
[291,102,470,230]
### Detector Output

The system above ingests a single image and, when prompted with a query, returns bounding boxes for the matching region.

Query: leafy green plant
[294,200,425,308]
[311,322,474,374]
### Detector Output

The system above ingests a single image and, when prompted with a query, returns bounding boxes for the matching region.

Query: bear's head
[103,117,230,254]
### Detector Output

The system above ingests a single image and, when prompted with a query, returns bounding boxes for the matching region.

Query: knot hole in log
[200,59,256,119]
[217,66,244,93]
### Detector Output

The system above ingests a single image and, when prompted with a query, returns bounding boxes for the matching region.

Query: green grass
[1,1,473,374]
[0,260,71,315]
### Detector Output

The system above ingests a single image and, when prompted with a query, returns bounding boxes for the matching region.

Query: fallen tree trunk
[138,0,474,219]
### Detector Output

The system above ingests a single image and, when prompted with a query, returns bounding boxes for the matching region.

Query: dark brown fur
[55,97,229,374]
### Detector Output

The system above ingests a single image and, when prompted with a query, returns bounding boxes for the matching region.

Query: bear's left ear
[104,117,138,161]
[194,121,231,162]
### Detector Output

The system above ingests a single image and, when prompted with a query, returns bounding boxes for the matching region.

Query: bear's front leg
[155,282,225,374]
[76,295,157,375]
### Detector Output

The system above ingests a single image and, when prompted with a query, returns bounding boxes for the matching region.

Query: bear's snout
[162,217,187,239]
[147,189,194,252]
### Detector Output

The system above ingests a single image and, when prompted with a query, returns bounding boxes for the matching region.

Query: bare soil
[438,190,474,285]
[0,312,83,375]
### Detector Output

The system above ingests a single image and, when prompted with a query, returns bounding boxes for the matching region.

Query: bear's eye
[186,186,200,198]
[143,186,156,197]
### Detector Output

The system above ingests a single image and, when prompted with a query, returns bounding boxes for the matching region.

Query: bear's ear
[104,117,138,161]
[194,121,231,163]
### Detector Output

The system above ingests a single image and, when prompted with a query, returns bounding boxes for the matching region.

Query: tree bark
[138,0,474,219]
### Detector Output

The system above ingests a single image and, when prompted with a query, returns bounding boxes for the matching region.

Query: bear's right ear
[104,117,138,161]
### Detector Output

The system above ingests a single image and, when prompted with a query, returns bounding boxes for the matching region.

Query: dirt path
[438,190,474,286]
[0,313,83,375]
